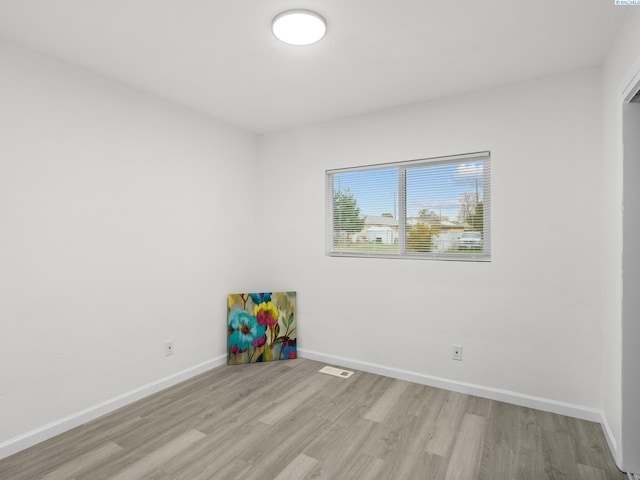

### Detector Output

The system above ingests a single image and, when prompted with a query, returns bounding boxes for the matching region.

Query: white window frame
[326,151,491,261]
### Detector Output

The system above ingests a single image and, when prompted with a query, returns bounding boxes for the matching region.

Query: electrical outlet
[452,344,462,361]
[165,341,174,356]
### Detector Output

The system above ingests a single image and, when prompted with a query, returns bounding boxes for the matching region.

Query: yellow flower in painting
[254,301,280,327]
[228,295,235,311]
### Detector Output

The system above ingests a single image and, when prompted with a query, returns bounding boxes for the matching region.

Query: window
[326,151,490,261]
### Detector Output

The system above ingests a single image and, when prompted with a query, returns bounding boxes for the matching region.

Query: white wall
[0,40,258,445]
[258,69,605,408]
[601,8,640,470]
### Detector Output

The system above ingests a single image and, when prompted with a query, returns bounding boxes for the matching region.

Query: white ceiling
[0,0,627,134]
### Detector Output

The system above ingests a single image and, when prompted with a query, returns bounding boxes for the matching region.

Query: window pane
[406,160,485,254]
[332,168,399,254]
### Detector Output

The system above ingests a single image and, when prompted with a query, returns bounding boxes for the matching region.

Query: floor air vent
[319,366,354,378]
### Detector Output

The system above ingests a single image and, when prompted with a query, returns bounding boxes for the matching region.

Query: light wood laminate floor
[0,358,626,479]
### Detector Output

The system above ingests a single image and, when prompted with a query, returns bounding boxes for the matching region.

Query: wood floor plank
[0,358,626,480]
[240,415,330,480]
[339,453,386,479]
[362,384,443,465]
[306,370,392,423]
[568,416,622,474]
[377,382,431,427]
[172,458,253,480]
[444,413,487,480]
[260,371,332,425]
[577,462,613,480]
[373,415,448,480]
[194,362,330,434]
[107,429,206,480]
[163,421,271,480]
[303,413,378,478]
[363,379,410,423]
[41,442,123,480]
[425,390,469,457]
[465,395,492,417]
[0,415,145,480]
[542,428,580,480]
[385,451,449,480]
[272,453,320,480]
[477,402,544,480]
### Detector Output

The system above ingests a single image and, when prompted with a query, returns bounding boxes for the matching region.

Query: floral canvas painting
[227,291,297,365]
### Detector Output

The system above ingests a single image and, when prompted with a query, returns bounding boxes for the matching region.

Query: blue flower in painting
[249,292,272,305]
[228,310,266,353]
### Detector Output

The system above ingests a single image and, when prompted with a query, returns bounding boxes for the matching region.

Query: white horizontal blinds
[405,155,488,254]
[326,172,336,253]
[327,151,490,260]
[331,167,399,254]
[482,156,491,255]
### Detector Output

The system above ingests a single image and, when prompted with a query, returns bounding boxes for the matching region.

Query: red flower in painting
[254,301,279,327]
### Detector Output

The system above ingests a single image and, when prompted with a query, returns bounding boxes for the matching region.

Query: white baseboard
[600,412,622,470]
[298,349,612,434]
[0,355,226,461]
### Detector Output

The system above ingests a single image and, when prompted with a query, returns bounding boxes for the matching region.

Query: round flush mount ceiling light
[272,9,326,46]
